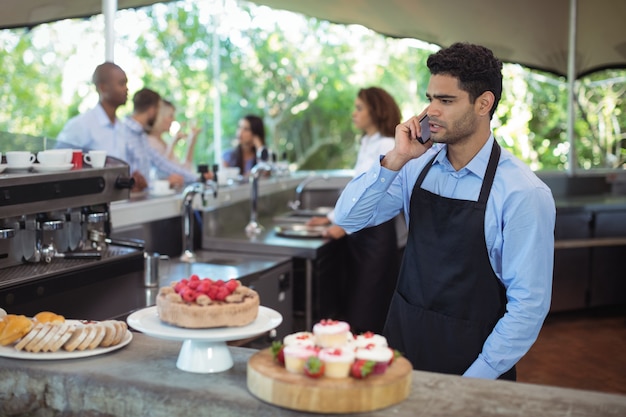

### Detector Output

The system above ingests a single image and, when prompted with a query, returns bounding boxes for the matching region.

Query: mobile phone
[417,115,431,144]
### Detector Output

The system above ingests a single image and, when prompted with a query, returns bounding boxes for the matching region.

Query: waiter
[334,42,556,380]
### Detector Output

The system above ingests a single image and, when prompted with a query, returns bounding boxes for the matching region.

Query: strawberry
[303,356,325,378]
[187,279,200,289]
[189,274,200,282]
[207,286,219,300]
[225,279,239,292]
[351,359,375,379]
[197,281,211,294]
[389,349,403,365]
[270,341,285,365]
[215,286,230,301]
[180,287,198,303]
[174,281,186,293]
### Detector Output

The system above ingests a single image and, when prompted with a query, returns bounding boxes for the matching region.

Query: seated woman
[147,99,200,171]
[222,114,265,176]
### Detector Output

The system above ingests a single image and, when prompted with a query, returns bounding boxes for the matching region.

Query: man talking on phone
[333,42,555,380]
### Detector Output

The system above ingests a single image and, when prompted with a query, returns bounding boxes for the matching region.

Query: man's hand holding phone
[382,112,433,171]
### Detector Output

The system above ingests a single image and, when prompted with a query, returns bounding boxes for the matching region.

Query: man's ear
[476,91,495,116]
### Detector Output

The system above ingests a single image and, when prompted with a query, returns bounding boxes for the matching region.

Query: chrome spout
[288,174,330,211]
[245,161,273,237]
[180,179,218,263]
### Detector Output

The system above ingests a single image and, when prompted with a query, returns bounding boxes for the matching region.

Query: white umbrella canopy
[0,0,161,29]
[247,0,626,79]
[2,0,625,78]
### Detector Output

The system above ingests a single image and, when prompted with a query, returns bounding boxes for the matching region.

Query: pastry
[319,347,356,378]
[355,346,394,374]
[156,276,260,328]
[313,319,350,348]
[283,344,320,374]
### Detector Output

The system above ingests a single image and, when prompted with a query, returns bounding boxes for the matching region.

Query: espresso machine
[0,157,146,320]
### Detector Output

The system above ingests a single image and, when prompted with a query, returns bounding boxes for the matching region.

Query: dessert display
[270,319,401,380]
[156,275,260,329]
[0,310,128,353]
[248,318,413,414]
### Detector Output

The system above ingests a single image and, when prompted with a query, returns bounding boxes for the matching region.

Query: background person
[147,99,200,170]
[123,88,209,192]
[307,86,403,334]
[222,114,265,176]
[55,62,128,155]
[334,42,556,380]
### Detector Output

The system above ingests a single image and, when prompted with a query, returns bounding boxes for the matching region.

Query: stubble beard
[432,109,478,146]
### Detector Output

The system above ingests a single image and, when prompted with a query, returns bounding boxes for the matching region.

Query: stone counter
[1,333,625,417]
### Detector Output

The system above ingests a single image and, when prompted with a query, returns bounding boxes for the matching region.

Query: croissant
[0,314,34,346]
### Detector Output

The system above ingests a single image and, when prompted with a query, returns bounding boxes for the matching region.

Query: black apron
[343,218,399,335]
[383,141,516,380]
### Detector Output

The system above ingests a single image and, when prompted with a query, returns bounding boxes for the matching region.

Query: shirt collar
[95,103,116,127]
[432,134,495,180]
[123,115,144,134]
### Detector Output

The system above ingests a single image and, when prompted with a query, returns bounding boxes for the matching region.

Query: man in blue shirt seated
[333,42,556,381]
[56,62,128,157]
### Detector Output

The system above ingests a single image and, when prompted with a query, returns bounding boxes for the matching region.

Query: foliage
[0,0,624,172]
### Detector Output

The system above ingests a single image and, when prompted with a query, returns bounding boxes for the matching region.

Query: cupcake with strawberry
[354,346,394,375]
[319,347,356,378]
[283,331,315,347]
[313,319,350,348]
[283,344,320,374]
[354,331,388,349]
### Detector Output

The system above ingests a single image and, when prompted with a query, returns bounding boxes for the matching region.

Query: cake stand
[127,306,282,373]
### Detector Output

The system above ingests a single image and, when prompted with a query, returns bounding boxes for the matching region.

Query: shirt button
[380,178,386,183]
[352,197,356,202]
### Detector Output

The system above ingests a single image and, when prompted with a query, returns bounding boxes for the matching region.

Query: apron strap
[478,140,501,204]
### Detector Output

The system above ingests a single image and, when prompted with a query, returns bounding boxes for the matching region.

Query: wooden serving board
[247,348,412,414]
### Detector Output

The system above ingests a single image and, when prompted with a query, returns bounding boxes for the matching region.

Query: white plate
[32,163,74,173]
[127,305,282,343]
[0,320,132,360]
[6,162,33,171]
[149,189,177,197]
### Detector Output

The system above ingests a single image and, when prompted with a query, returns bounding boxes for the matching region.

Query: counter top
[1,332,625,417]
[109,171,354,230]
[555,194,626,213]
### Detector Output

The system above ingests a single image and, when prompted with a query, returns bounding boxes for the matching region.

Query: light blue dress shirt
[334,135,556,379]
[122,117,199,184]
[55,104,126,158]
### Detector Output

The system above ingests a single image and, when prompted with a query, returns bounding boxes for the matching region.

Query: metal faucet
[180,166,219,263]
[245,161,274,237]
[288,174,330,211]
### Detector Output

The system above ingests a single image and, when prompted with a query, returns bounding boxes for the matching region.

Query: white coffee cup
[218,166,240,185]
[151,179,171,195]
[37,150,70,165]
[83,150,107,168]
[6,151,36,167]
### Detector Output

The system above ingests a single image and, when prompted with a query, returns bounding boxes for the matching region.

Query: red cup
[72,150,83,169]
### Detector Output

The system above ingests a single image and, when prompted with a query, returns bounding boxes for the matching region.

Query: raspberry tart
[156,275,260,328]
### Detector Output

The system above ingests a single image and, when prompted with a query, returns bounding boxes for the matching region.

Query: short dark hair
[357,87,402,137]
[132,88,161,113]
[92,62,124,85]
[427,42,503,118]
